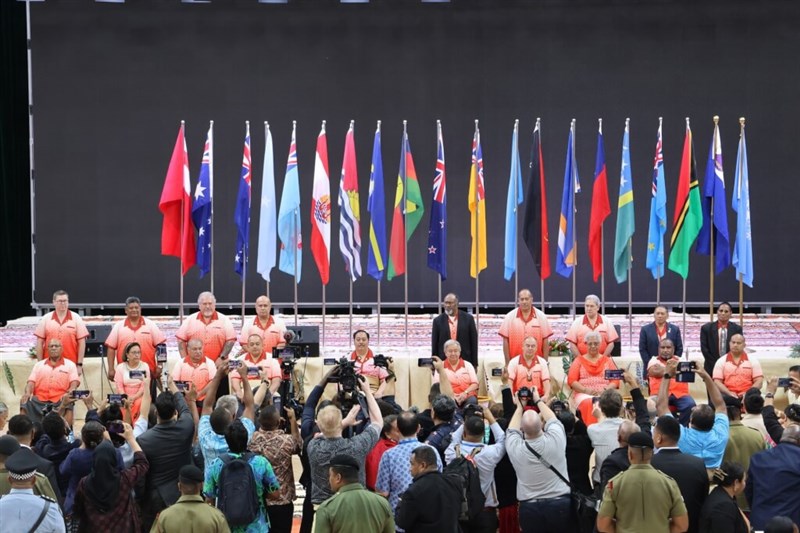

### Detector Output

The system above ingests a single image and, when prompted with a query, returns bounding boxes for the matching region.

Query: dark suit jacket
[396,470,461,533]
[697,486,749,533]
[137,392,194,506]
[651,448,709,533]
[432,310,478,367]
[699,321,743,374]
[598,446,629,494]
[25,448,63,506]
[638,322,684,362]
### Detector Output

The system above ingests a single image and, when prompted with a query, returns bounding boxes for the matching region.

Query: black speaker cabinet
[85,324,113,357]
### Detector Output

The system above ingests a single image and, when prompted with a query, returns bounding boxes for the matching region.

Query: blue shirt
[203,452,281,533]
[0,489,65,533]
[198,415,256,467]
[376,438,442,525]
[679,413,729,468]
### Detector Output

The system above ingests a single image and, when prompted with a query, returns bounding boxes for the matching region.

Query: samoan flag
[234,123,252,278]
[427,122,447,280]
[192,123,213,278]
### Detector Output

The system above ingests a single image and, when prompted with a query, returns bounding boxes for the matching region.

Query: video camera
[373,353,390,369]
[517,386,535,407]
[273,344,303,419]
[463,403,483,419]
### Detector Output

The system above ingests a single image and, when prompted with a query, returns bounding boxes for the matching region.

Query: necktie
[719,327,727,356]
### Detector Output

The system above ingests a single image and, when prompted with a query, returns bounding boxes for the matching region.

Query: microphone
[283,330,296,344]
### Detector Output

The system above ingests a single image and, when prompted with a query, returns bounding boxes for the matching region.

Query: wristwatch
[765,393,775,399]
[663,373,672,379]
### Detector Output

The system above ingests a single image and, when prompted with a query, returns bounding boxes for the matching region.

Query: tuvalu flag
[556,120,580,278]
[696,118,731,274]
[668,118,703,279]
[367,122,387,280]
[278,122,302,282]
[589,120,611,282]
[159,122,196,275]
[522,119,551,280]
[192,122,213,279]
[338,121,362,282]
[310,122,331,285]
[469,125,488,279]
[613,119,635,283]
[427,121,447,280]
[387,126,424,281]
[646,119,668,279]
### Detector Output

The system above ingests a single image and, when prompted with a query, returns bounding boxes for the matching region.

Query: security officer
[151,465,230,532]
[0,435,58,499]
[0,447,65,532]
[596,432,689,533]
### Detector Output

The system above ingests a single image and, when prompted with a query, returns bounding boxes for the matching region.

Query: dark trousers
[266,503,294,533]
[141,490,167,533]
[669,394,697,426]
[461,508,499,533]
[519,495,572,533]
[299,491,315,533]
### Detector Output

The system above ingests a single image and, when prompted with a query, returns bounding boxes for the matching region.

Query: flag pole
[403,120,409,348]
[376,119,383,350]
[708,116,719,321]
[209,120,215,295]
[292,121,299,327]
[627,238,633,349]
[179,120,186,322]
[514,119,520,300]
[682,277,687,352]
[474,120,481,341]
[241,120,250,326]
[656,116,663,307]
[349,279,354,350]
[437,119,443,316]
[599,118,605,314]
[322,285,326,350]
[537,117,546,313]
[571,119,577,319]
[738,117,746,328]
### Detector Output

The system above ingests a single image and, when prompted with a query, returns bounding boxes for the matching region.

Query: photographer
[350,330,390,398]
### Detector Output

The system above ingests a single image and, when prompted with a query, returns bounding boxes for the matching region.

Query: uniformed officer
[151,464,230,533]
[0,447,65,533]
[596,432,689,533]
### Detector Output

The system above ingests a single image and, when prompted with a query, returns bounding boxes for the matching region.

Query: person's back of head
[178,464,205,496]
[210,407,233,436]
[428,384,442,407]
[258,405,281,431]
[617,420,640,447]
[317,405,344,438]
[654,415,681,447]
[724,396,743,422]
[521,410,543,440]
[42,412,67,443]
[81,421,106,450]
[215,395,239,420]
[557,410,576,435]
[743,388,764,415]
[780,423,800,446]
[710,460,745,488]
[599,388,623,419]
[432,395,456,424]
[396,411,419,438]
[155,391,178,422]
[764,516,799,533]
[411,445,439,473]
[464,415,485,441]
[224,420,249,455]
[8,414,33,440]
[690,404,715,432]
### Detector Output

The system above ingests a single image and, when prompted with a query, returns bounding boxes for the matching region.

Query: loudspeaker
[85,324,113,357]
[286,325,320,358]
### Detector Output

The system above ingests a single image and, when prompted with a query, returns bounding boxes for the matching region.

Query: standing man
[0,448,65,533]
[315,454,395,533]
[20,339,80,425]
[712,334,763,399]
[638,305,683,377]
[432,293,479,367]
[647,339,697,426]
[395,446,462,533]
[506,336,551,398]
[745,424,800,530]
[176,292,236,364]
[238,295,287,354]
[105,296,167,383]
[566,294,619,359]
[151,465,230,533]
[499,289,552,364]
[596,432,689,533]
[34,290,89,375]
[700,302,743,376]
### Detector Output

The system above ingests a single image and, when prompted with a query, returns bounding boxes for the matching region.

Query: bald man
[238,296,287,354]
[506,387,572,533]
[597,419,642,491]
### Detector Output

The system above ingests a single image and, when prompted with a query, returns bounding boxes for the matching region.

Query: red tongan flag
[159,123,196,275]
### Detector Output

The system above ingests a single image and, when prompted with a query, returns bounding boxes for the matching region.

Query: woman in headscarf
[72,422,149,532]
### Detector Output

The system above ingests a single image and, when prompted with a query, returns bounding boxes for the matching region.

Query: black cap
[5,447,38,480]
[329,454,360,471]
[628,431,654,449]
[0,435,20,457]
[179,465,204,484]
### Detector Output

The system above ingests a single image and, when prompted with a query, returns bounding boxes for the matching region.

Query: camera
[70,390,90,399]
[550,400,568,414]
[778,377,792,388]
[107,393,128,405]
[417,357,434,368]
[463,404,483,419]
[247,366,261,379]
[274,345,303,423]
[175,381,191,392]
[228,359,243,369]
[373,354,390,369]
[129,370,145,380]
[517,387,535,407]
[604,369,624,380]
[676,361,697,383]
[491,367,503,377]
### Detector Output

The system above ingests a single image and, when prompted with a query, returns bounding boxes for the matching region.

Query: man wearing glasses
[34,290,89,376]
[431,293,478,367]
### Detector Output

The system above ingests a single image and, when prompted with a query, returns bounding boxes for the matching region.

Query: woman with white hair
[433,339,479,407]
[566,294,618,358]
[567,330,620,426]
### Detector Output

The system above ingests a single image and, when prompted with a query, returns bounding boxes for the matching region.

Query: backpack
[217,452,259,526]
[442,445,485,523]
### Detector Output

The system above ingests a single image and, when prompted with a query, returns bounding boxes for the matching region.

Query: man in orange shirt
[34,290,89,375]
[647,339,696,426]
[176,292,236,362]
[713,334,763,399]
[171,338,218,406]
[21,339,80,425]
[238,295,287,354]
[105,296,167,382]
[507,336,552,400]
[498,289,553,364]
[231,334,281,405]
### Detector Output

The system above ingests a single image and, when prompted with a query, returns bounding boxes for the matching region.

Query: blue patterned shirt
[203,452,281,533]
[198,415,255,467]
[375,438,442,526]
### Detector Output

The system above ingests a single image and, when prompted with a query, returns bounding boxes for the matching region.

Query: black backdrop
[27,0,800,309]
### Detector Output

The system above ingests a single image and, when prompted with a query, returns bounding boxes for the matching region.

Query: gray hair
[215,395,239,419]
[584,331,602,343]
[443,339,461,352]
[584,294,601,307]
[197,291,216,305]
[0,402,7,416]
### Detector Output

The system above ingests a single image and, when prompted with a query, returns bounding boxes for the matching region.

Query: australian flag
[192,124,213,278]
[234,123,252,278]
[427,123,447,280]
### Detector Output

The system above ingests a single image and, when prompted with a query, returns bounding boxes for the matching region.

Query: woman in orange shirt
[567,331,620,426]
[113,342,149,421]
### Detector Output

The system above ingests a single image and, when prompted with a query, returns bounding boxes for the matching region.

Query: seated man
[170,338,218,407]
[433,339,479,408]
[230,334,281,407]
[712,334,763,399]
[647,338,697,426]
[20,339,80,425]
[507,336,552,400]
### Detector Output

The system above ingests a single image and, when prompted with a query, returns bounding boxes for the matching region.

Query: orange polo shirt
[238,316,286,354]
[647,356,690,398]
[175,311,236,361]
[713,352,763,396]
[433,359,478,397]
[105,317,167,372]
[230,352,281,391]
[566,314,619,356]
[507,354,551,396]
[171,356,217,400]
[28,358,80,403]
[34,311,89,363]
[498,307,553,358]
